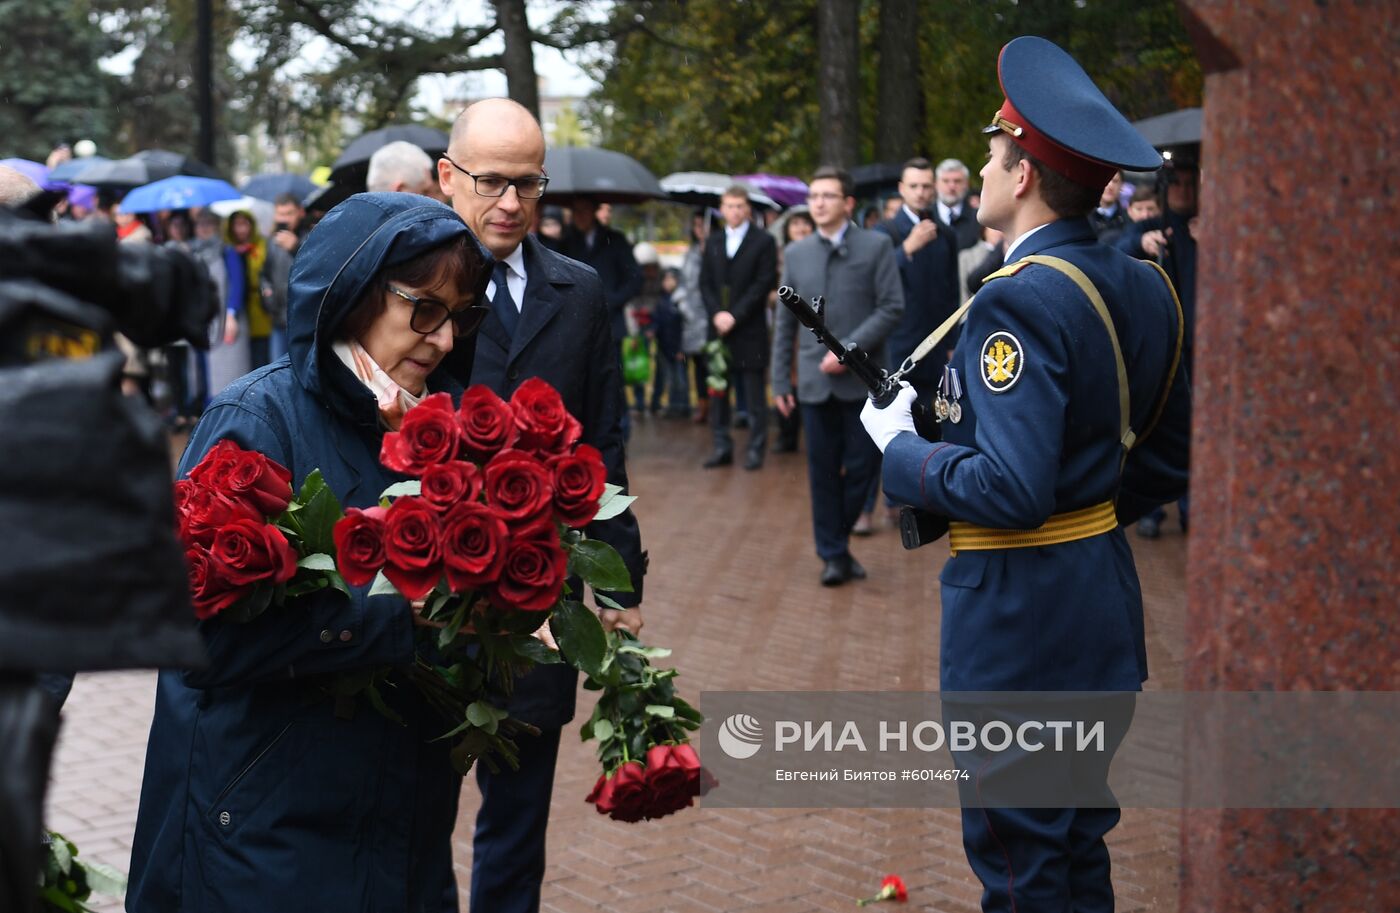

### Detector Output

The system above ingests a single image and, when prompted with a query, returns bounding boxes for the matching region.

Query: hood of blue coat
[286,192,493,425]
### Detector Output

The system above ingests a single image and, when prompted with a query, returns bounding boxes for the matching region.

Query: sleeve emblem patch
[981,331,1024,392]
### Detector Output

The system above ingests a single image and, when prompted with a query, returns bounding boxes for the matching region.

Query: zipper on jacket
[208,719,295,818]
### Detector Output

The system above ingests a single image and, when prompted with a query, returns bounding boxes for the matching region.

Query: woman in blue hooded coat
[127,194,493,912]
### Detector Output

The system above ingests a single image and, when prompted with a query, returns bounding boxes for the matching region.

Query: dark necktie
[492,262,519,337]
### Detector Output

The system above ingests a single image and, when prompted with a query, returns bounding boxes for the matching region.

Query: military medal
[934,367,951,422]
[947,367,964,423]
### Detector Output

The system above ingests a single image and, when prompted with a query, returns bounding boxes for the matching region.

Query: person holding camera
[127,194,493,912]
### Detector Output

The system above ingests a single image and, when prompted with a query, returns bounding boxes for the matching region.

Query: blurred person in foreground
[128,193,493,912]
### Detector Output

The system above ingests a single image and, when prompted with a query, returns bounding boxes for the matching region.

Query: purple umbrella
[0,158,67,192]
[735,173,809,208]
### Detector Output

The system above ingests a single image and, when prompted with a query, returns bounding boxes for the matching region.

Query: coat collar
[1005,217,1096,263]
[477,234,577,365]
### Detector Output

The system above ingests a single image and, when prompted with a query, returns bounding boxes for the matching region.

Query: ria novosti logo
[717,713,764,759]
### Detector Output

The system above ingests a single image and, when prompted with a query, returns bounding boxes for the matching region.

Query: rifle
[776,285,948,549]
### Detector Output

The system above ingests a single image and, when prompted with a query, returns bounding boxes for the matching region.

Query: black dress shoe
[847,556,867,580]
[820,558,849,586]
[744,452,764,470]
[702,451,733,468]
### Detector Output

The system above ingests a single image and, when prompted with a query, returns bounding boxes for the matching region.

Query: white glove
[860,383,918,453]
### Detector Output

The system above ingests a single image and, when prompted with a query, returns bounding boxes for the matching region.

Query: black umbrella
[241,173,318,204]
[541,147,664,203]
[303,181,357,215]
[1132,108,1202,150]
[329,125,450,187]
[72,149,221,189]
[850,162,904,197]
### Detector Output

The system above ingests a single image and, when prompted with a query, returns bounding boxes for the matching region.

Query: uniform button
[339,630,353,642]
[219,811,231,827]
[319,629,333,643]
[507,368,519,381]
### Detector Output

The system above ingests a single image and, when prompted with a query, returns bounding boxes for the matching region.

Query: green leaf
[617,644,672,659]
[592,484,637,522]
[36,885,83,913]
[78,860,127,898]
[549,600,608,678]
[294,471,344,556]
[324,569,351,598]
[592,718,615,742]
[368,571,398,598]
[466,700,508,734]
[297,552,336,571]
[645,704,676,719]
[510,634,564,665]
[567,539,633,592]
[380,480,422,499]
[48,833,73,876]
[594,591,625,611]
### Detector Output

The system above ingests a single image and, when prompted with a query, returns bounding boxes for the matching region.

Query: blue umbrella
[118,175,242,213]
[241,173,318,203]
[50,156,110,183]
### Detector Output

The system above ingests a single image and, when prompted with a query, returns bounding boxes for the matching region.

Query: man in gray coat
[772,166,904,585]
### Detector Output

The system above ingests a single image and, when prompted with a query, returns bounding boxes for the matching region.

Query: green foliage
[590,0,1202,187]
[0,0,121,159]
[38,830,127,913]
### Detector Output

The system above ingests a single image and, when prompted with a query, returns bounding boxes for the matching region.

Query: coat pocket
[205,719,295,835]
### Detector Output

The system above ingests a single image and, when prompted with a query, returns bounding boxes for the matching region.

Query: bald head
[448,97,545,162]
[439,97,548,259]
[0,165,40,207]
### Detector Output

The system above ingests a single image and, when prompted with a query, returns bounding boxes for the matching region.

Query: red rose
[644,744,698,816]
[441,502,509,591]
[548,445,607,527]
[226,449,294,515]
[188,440,293,516]
[209,518,299,587]
[180,483,264,548]
[880,875,908,903]
[488,520,567,612]
[174,478,197,519]
[185,545,249,620]
[332,506,388,587]
[457,385,518,462]
[606,761,650,823]
[186,439,241,489]
[421,461,482,512]
[484,450,553,524]
[381,393,461,476]
[382,497,442,600]
[585,772,614,812]
[510,378,573,454]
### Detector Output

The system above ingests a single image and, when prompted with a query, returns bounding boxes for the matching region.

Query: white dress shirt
[487,243,528,311]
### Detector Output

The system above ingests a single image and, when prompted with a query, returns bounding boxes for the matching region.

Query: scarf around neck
[332,340,424,430]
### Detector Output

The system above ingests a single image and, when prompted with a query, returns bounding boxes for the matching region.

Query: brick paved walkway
[47,417,1187,912]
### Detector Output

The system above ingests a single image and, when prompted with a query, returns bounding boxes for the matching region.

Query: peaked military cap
[984,36,1162,188]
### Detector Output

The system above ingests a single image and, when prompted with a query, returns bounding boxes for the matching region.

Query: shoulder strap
[1134,259,1186,450]
[1016,255,1134,454]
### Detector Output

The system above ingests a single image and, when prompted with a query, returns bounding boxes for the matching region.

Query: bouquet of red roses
[175,439,349,621]
[332,378,638,773]
[581,631,710,822]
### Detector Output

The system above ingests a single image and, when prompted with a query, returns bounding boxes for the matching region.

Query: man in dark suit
[699,186,778,469]
[875,157,962,400]
[437,97,646,913]
[559,197,641,345]
[1087,169,1129,246]
[935,158,982,251]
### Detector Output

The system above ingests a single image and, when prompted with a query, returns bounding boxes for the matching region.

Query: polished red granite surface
[1180,1,1399,910]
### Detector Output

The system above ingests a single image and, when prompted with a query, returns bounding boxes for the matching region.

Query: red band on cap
[992,99,1115,189]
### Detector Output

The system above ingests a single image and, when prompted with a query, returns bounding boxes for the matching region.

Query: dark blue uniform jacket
[882,218,1190,693]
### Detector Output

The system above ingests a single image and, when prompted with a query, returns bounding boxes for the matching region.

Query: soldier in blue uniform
[860,37,1191,913]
